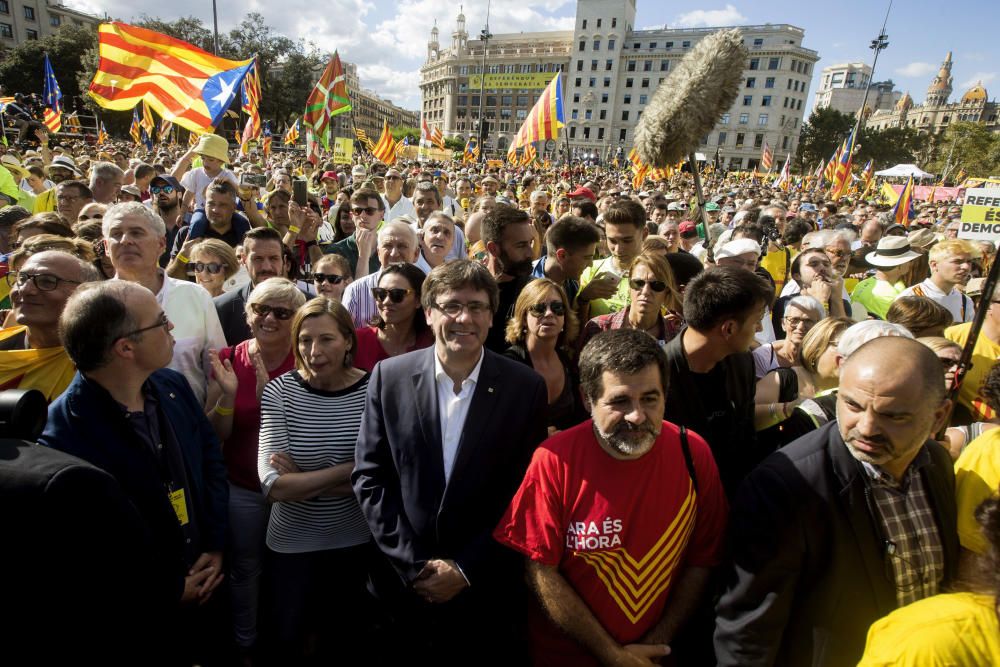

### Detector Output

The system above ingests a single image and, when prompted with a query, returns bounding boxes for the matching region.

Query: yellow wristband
[289,226,301,234]
[213,404,234,416]
[176,253,190,264]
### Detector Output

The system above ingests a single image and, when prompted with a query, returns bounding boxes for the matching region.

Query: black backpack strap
[679,425,698,495]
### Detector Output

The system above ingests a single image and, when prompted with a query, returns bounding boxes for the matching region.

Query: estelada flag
[89,22,254,134]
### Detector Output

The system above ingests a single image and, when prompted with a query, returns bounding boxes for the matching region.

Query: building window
[570,126,577,139]
[619,128,627,141]
[761,95,771,107]
[579,40,586,51]
[516,109,527,120]
[782,136,789,150]
[623,94,631,104]
[603,77,611,87]
[753,38,763,47]
[576,60,583,71]
[682,41,691,48]
[23,5,33,20]
[606,59,613,71]
[583,127,591,139]
[718,131,727,145]
[746,77,756,88]
[735,133,745,147]
[625,78,633,88]
[486,96,496,106]
[660,60,669,72]
[582,19,587,29]
[591,59,598,71]
[665,41,673,49]
[572,94,580,103]
[639,94,647,105]
[622,110,629,121]
[599,110,606,120]
[754,134,764,148]
[627,61,635,72]
[743,95,752,106]
[797,99,802,110]
[25,27,36,39]
[574,78,581,87]
[601,93,608,103]
[749,58,759,70]
[608,39,615,50]
[598,127,605,140]
[470,96,480,106]
[612,18,617,28]
[765,77,775,88]
[768,57,780,70]
[643,60,652,71]
[585,110,592,120]
[589,77,596,87]
[720,113,730,124]
[739,113,749,124]
[501,95,512,105]
[571,109,579,120]
[758,113,768,125]
[457,95,467,106]
[596,18,602,27]
[0,1,8,13]
[641,78,649,88]
[593,39,600,51]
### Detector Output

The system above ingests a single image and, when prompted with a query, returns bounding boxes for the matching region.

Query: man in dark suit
[38,280,230,664]
[353,259,548,664]
[214,226,287,346]
[714,336,960,667]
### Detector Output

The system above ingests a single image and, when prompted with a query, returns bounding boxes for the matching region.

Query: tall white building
[813,62,901,116]
[420,0,819,169]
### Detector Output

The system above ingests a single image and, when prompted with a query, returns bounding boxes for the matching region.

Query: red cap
[678,220,697,235]
[320,170,339,182]
[567,186,597,203]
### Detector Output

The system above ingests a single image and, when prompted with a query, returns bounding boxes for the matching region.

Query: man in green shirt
[579,199,648,316]
[850,236,921,319]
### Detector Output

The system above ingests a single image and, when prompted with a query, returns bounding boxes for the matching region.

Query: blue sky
[72,0,998,113]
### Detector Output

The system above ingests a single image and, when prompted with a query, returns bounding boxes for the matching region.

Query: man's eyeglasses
[528,300,566,317]
[250,303,296,320]
[629,278,668,293]
[385,175,403,181]
[78,213,103,221]
[351,206,379,216]
[783,316,816,329]
[313,273,345,285]
[189,262,224,275]
[372,287,414,304]
[434,301,491,317]
[121,312,170,339]
[150,185,176,195]
[6,272,81,291]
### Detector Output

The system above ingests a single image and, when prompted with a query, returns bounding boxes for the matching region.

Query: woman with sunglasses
[205,278,305,658]
[503,278,586,432]
[311,254,353,302]
[187,238,239,298]
[578,253,683,351]
[257,297,374,664]
[353,263,431,372]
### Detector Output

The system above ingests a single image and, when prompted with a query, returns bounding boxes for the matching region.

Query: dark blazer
[714,421,959,667]
[38,369,229,606]
[214,282,253,347]
[352,346,548,597]
[0,439,159,662]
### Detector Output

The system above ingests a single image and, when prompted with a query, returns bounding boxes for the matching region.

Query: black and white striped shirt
[258,370,371,554]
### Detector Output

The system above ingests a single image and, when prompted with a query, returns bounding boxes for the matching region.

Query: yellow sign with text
[333,137,354,165]
[468,73,552,90]
[959,188,1000,241]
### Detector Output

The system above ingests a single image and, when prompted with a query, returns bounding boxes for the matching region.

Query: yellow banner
[959,188,1000,241]
[468,73,552,90]
[333,137,354,165]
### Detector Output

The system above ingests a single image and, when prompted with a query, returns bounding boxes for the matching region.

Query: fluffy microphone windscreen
[635,28,747,168]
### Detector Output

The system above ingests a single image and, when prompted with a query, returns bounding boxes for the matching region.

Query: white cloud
[959,72,996,89]
[672,4,747,29]
[895,62,937,78]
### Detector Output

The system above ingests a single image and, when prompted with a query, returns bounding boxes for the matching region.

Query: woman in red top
[353,263,433,372]
[205,277,306,656]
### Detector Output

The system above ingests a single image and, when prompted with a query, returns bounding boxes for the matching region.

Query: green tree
[444,136,465,151]
[0,25,95,109]
[795,107,854,172]
[135,15,214,51]
[856,125,923,167]
[928,121,999,178]
[391,126,419,143]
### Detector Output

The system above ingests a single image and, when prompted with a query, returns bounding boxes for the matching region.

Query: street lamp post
[477,0,492,163]
[852,2,892,143]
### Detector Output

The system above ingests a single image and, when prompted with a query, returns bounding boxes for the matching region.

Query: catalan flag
[261,122,273,158]
[188,130,200,147]
[521,143,537,166]
[760,141,773,172]
[860,159,874,196]
[890,175,915,226]
[43,108,62,133]
[283,118,300,146]
[130,107,142,144]
[509,73,564,152]
[240,60,261,145]
[371,119,396,165]
[463,136,479,164]
[830,128,856,199]
[88,22,254,134]
[44,54,62,117]
[97,121,109,144]
[822,142,842,185]
[302,51,351,150]
[431,126,445,150]
[140,100,155,137]
[159,117,173,143]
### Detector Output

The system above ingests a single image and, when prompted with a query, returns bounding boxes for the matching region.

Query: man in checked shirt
[715,336,960,667]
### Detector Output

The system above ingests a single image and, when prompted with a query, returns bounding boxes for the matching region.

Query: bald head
[842,336,946,404]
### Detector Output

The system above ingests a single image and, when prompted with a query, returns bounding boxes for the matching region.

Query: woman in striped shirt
[257,297,373,663]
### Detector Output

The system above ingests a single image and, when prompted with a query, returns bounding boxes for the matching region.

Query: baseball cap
[320,170,339,182]
[567,186,597,203]
[799,202,817,212]
[150,174,184,192]
[704,201,720,212]
[678,221,698,237]
[716,238,762,260]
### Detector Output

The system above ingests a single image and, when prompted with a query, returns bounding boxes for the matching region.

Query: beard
[842,428,896,466]
[500,254,533,278]
[594,420,659,457]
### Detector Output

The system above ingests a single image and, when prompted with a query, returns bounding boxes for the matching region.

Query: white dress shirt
[342,270,382,328]
[434,349,484,483]
[383,193,416,222]
[897,278,975,323]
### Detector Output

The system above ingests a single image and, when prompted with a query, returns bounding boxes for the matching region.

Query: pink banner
[888,184,962,202]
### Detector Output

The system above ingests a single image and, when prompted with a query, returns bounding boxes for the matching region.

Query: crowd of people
[1,129,998,667]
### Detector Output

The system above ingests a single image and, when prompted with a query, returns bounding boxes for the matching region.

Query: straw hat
[0,154,27,179]
[193,134,231,164]
[864,236,922,268]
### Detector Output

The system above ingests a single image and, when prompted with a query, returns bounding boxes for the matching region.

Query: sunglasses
[372,287,414,303]
[250,303,296,320]
[150,185,176,195]
[190,262,224,274]
[78,213,103,220]
[313,272,345,285]
[352,206,379,216]
[629,278,668,292]
[528,300,566,317]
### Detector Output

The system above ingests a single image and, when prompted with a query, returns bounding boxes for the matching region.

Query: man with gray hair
[103,201,226,403]
[89,161,125,205]
[341,219,420,328]
[716,335,959,667]
[413,181,468,262]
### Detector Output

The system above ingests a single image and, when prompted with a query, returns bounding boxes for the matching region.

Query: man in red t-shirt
[495,329,728,666]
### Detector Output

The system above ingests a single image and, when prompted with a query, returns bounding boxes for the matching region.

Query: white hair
[102,201,166,238]
[378,220,418,247]
[784,295,825,323]
[837,320,913,359]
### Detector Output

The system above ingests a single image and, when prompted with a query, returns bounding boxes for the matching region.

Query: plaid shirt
[863,447,945,607]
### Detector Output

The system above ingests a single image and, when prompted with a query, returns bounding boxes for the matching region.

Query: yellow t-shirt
[858,592,1000,667]
[579,257,630,317]
[954,428,1000,555]
[759,247,795,295]
[945,322,1000,423]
